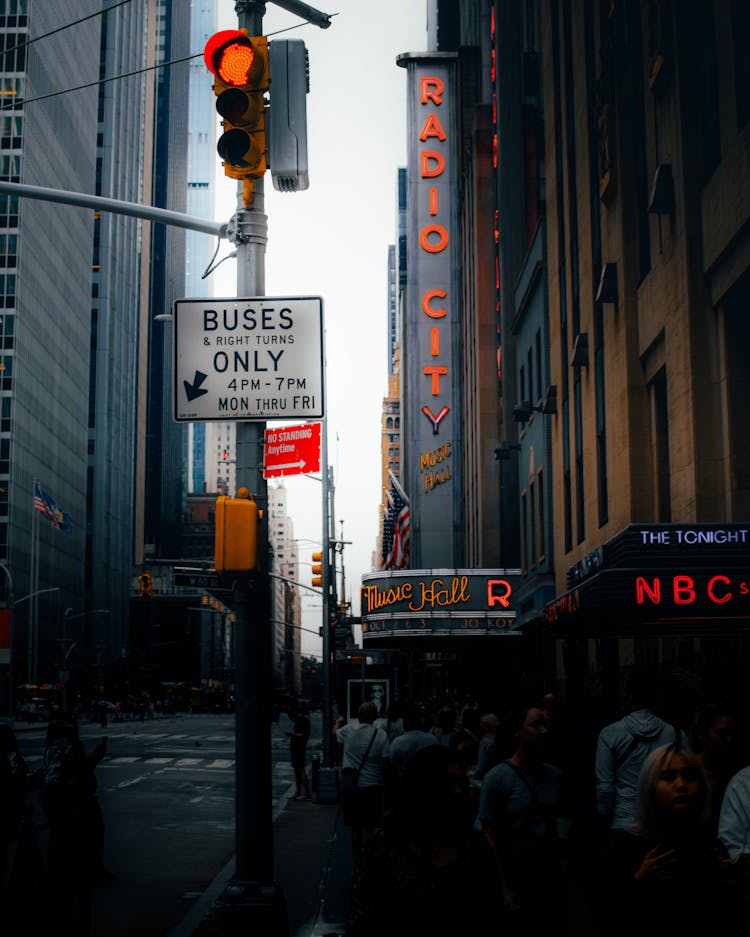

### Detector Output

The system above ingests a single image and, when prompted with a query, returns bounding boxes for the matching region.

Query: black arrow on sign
[184,371,209,401]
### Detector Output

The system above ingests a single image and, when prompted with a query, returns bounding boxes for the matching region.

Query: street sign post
[173,296,324,422]
[263,421,321,478]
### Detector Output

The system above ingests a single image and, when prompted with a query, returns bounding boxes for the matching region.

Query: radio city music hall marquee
[399,52,462,567]
[360,569,522,638]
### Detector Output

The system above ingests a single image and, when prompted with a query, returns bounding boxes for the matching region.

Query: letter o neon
[419,224,449,253]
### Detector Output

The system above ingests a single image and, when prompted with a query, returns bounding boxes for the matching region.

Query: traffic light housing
[204,29,269,206]
[214,487,263,573]
[138,570,153,599]
[268,39,310,192]
[311,551,323,588]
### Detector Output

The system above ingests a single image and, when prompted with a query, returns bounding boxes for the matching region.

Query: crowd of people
[329,669,750,937]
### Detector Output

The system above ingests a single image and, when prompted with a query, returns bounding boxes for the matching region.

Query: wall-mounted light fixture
[494,442,521,461]
[647,163,674,214]
[512,384,558,423]
[595,262,618,304]
[513,401,533,422]
[539,384,557,414]
[570,333,589,368]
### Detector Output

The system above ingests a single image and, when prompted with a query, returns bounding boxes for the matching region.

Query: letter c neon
[422,289,447,318]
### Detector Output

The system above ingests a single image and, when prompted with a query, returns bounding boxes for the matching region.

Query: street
[13,710,319,937]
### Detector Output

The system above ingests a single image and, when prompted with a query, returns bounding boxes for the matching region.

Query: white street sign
[173,296,324,422]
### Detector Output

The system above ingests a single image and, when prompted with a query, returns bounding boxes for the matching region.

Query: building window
[537,467,545,560]
[528,475,536,567]
[650,367,671,522]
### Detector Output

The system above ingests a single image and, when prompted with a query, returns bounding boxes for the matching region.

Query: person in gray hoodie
[595,666,686,831]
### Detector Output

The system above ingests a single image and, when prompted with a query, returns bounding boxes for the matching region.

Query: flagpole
[29,480,38,684]
[33,510,40,684]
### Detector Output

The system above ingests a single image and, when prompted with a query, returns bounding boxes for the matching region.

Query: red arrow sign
[263,422,321,478]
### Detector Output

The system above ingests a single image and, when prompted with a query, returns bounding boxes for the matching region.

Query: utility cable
[0,12,339,112]
[0,0,132,60]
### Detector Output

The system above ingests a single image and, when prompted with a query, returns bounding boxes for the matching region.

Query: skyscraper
[0,1,189,701]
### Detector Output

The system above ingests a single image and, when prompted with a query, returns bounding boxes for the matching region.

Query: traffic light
[204,29,269,206]
[138,570,153,599]
[311,551,323,588]
[214,486,263,573]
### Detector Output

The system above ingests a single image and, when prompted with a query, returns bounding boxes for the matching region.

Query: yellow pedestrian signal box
[311,551,323,588]
[138,569,153,598]
[214,487,263,573]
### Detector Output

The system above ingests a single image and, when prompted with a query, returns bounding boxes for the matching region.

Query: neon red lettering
[636,577,660,605]
[673,575,696,604]
[707,575,732,604]
[420,77,444,105]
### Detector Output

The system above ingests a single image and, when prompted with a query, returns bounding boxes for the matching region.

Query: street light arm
[0,181,227,238]
[64,608,110,621]
[269,0,333,28]
[268,572,322,595]
[14,586,60,606]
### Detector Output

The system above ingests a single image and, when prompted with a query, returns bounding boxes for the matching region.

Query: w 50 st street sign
[173,296,324,422]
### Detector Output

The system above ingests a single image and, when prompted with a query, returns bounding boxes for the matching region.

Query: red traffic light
[204,29,265,88]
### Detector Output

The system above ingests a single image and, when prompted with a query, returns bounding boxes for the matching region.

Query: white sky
[213,1,428,654]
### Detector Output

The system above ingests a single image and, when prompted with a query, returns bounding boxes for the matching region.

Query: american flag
[34,481,73,532]
[381,472,410,570]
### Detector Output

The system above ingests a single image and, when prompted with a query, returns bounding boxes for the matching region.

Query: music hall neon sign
[361,572,518,616]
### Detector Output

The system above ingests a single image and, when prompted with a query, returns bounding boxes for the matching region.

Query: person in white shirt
[718,764,750,860]
[335,701,391,862]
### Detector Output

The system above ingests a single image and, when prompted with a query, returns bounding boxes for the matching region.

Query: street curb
[165,782,298,937]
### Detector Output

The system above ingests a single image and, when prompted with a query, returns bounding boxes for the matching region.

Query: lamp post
[63,608,110,714]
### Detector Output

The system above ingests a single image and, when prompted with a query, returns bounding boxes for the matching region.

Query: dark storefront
[538,524,750,721]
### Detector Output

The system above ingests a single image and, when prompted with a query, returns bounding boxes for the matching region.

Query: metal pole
[0,562,13,722]
[321,418,331,765]
[224,4,286,930]
[327,462,338,735]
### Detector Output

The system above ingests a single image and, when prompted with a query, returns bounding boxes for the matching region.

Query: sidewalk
[179,778,352,937]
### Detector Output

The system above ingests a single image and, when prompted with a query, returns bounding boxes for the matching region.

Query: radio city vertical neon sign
[418,75,451,436]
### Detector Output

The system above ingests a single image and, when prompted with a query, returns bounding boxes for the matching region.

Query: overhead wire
[0,10,338,112]
[0,0,133,60]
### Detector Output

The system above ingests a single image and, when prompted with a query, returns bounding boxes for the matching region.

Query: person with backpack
[335,701,391,863]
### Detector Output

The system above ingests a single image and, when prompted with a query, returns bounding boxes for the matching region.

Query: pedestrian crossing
[23,730,305,777]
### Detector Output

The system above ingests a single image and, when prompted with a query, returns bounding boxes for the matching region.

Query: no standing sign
[173,296,325,422]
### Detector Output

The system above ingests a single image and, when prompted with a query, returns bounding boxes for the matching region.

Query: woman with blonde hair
[599,742,747,937]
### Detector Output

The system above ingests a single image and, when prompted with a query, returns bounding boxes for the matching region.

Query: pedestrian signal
[138,570,153,598]
[214,487,263,573]
[311,551,323,588]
